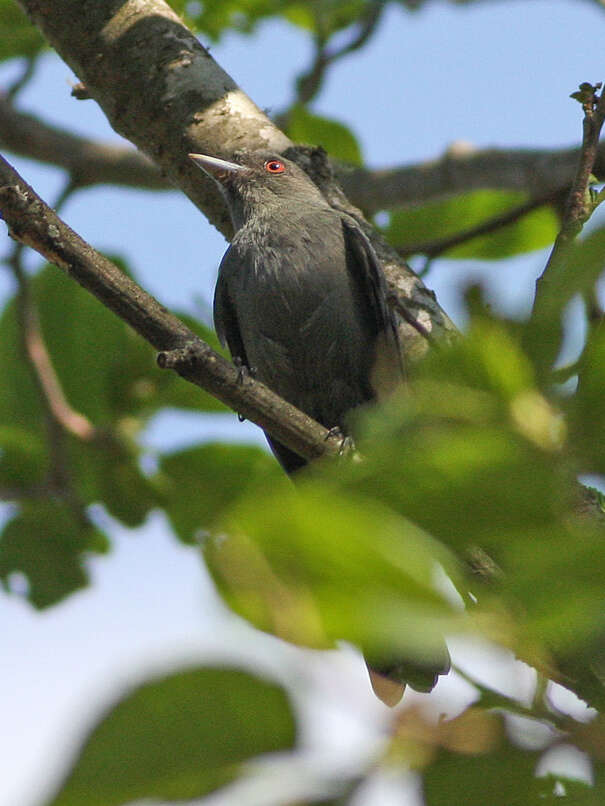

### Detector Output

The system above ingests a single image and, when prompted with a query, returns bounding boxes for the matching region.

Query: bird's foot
[325,427,355,458]
[233,358,256,422]
[233,356,256,385]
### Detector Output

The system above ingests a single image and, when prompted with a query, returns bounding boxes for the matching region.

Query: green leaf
[335,320,605,660]
[569,325,605,474]
[385,191,558,259]
[176,0,372,40]
[423,732,546,806]
[0,425,47,488]
[161,442,282,544]
[345,318,568,541]
[46,667,296,806]
[0,500,108,608]
[0,291,45,449]
[174,0,295,39]
[0,2,45,62]
[72,441,160,528]
[287,104,363,165]
[206,482,463,668]
[525,224,605,374]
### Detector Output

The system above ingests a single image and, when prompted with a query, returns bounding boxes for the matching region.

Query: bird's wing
[213,249,249,367]
[341,217,403,376]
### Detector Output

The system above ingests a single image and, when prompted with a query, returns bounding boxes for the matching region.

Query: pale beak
[188,153,247,181]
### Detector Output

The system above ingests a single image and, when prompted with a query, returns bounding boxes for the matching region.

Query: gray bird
[190,150,449,703]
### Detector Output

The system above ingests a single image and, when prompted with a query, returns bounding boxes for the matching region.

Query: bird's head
[189,150,328,229]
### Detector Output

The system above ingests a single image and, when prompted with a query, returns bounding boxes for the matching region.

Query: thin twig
[6,55,39,102]
[294,1,385,106]
[0,94,166,192]
[2,181,97,443]
[452,664,570,729]
[7,245,97,442]
[397,194,553,260]
[533,82,605,314]
[6,244,83,508]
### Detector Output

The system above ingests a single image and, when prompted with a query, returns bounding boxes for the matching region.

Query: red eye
[265,159,285,174]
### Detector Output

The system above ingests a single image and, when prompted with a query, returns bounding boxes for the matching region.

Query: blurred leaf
[175,0,372,40]
[0,424,47,488]
[406,705,605,803]
[174,0,299,39]
[46,667,296,806]
[334,319,605,660]
[161,442,282,544]
[71,440,160,528]
[525,225,605,375]
[206,482,465,668]
[345,318,568,542]
[423,730,552,806]
[0,288,45,453]
[385,191,558,259]
[287,104,363,165]
[0,500,108,608]
[570,325,605,474]
[0,2,45,61]
[203,317,605,674]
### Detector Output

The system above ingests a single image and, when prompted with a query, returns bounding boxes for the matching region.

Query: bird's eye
[265,159,285,174]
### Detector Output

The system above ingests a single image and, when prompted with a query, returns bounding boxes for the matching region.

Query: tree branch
[0,94,166,191]
[6,55,39,102]
[5,243,96,442]
[0,154,343,465]
[338,141,605,215]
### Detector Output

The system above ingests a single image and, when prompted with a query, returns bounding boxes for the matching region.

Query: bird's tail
[366,641,451,707]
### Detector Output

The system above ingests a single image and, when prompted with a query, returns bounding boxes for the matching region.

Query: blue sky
[1,2,604,804]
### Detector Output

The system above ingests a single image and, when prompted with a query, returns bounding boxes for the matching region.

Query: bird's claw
[233,357,256,385]
[234,358,257,422]
[325,427,355,458]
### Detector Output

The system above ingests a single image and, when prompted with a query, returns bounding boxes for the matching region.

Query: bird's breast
[224,217,377,426]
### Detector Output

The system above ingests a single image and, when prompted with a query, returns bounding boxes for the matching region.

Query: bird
[189,149,450,704]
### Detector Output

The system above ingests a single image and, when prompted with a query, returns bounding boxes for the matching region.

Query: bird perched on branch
[190,149,449,704]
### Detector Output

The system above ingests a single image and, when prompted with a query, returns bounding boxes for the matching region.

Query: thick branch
[16,0,456,359]
[338,141,605,215]
[0,94,166,191]
[0,154,342,464]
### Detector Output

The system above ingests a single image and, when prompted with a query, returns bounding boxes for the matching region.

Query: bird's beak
[188,153,247,182]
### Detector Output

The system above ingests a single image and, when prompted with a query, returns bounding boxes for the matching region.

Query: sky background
[1,1,604,804]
